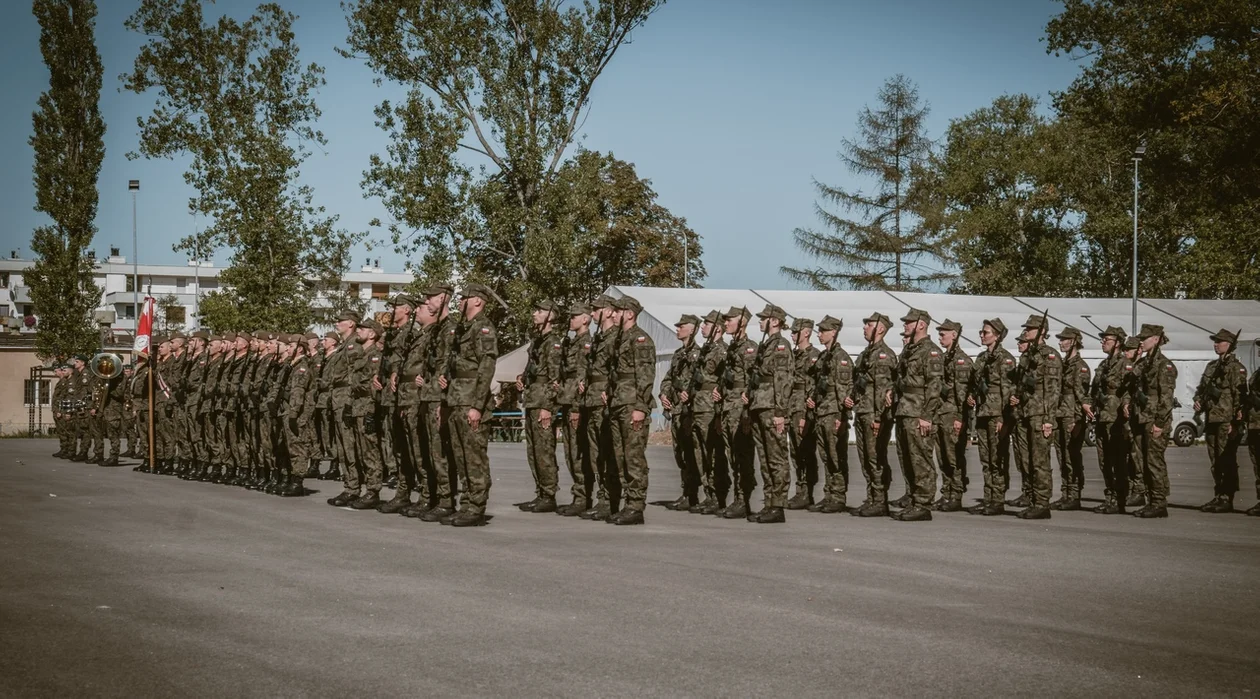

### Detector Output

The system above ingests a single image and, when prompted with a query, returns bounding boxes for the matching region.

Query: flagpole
[148,354,155,470]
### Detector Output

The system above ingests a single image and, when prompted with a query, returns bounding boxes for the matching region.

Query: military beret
[936,319,962,333]
[1056,326,1083,342]
[421,283,454,298]
[722,306,752,321]
[568,302,591,316]
[1122,336,1142,350]
[534,299,561,313]
[817,315,843,332]
[1022,314,1046,330]
[391,293,416,307]
[336,311,360,323]
[863,312,892,330]
[591,294,617,309]
[900,308,931,325]
[359,318,384,335]
[615,296,642,314]
[1100,325,1127,340]
[1209,328,1238,344]
[1138,323,1165,340]
[702,309,723,325]
[459,283,495,303]
[675,313,701,328]
[983,318,1007,339]
[756,303,786,322]
[790,317,814,332]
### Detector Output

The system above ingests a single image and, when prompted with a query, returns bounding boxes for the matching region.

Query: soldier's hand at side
[834,418,843,432]
[796,418,805,436]
[515,376,524,392]
[773,416,785,434]
[1151,424,1163,438]
[1083,405,1095,420]
[953,419,962,436]
[884,390,893,408]
[467,408,481,429]
[578,380,586,394]
[872,421,880,437]
[600,391,607,405]
[389,374,397,392]
[1122,404,1130,419]
[538,409,551,430]
[438,376,448,389]
[1041,422,1053,438]
[806,397,815,410]
[712,388,722,403]
[372,376,383,391]
[660,395,672,411]
[415,375,425,387]
[1225,423,1232,436]
[740,392,749,405]
[918,418,931,437]
[631,410,646,430]
[1009,395,1020,406]
[568,412,580,428]
[995,420,1003,433]
[678,391,689,404]
[435,405,442,428]
[1193,400,1201,412]
[966,395,976,407]
[843,396,854,409]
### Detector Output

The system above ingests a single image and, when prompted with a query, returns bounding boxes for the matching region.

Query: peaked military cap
[936,318,962,333]
[1209,328,1238,344]
[1056,326,1083,342]
[817,315,843,332]
[170,331,186,340]
[591,294,616,309]
[323,331,340,340]
[359,318,384,335]
[534,299,561,313]
[191,330,210,340]
[702,309,723,325]
[900,308,931,324]
[222,331,237,342]
[675,313,701,328]
[459,283,495,303]
[391,293,417,307]
[303,332,319,341]
[983,318,1008,340]
[614,296,642,314]
[756,303,787,322]
[568,302,592,316]
[1022,314,1047,329]
[722,306,752,321]
[863,312,892,330]
[336,311,360,323]
[421,283,454,298]
[1138,323,1165,340]
[1123,336,1142,350]
[1100,325,1127,340]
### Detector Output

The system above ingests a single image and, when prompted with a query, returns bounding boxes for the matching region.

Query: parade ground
[2,439,1258,697]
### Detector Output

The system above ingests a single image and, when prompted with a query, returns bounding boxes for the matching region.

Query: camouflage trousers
[751,409,790,508]
[561,407,591,507]
[1094,420,1130,503]
[524,407,559,500]
[1204,421,1242,497]
[584,404,615,507]
[814,413,850,505]
[285,416,308,475]
[1127,417,1148,498]
[790,412,818,498]
[395,404,427,501]
[352,414,383,494]
[1133,421,1171,506]
[1023,418,1054,507]
[935,418,968,500]
[379,403,398,481]
[896,416,938,507]
[1249,430,1260,498]
[1012,416,1031,499]
[610,405,649,512]
[854,414,892,503]
[670,412,700,502]
[690,410,728,502]
[1054,417,1087,498]
[448,405,490,515]
[87,413,106,459]
[102,407,123,458]
[421,402,456,509]
[720,406,756,506]
[975,416,1011,504]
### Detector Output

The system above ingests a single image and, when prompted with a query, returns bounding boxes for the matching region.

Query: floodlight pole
[1131,147,1143,335]
[130,180,140,336]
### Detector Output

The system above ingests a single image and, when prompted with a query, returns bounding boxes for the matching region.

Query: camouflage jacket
[1057,352,1091,421]
[719,335,758,413]
[1089,352,1127,423]
[852,340,897,420]
[812,343,854,418]
[970,345,1016,420]
[789,344,821,418]
[397,322,431,407]
[421,315,459,403]
[558,329,592,408]
[1134,348,1177,427]
[444,313,498,414]
[610,324,657,413]
[688,337,726,414]
[658,337,699,415]
[894,336,944,420]
[582,326,618,410]
[1247,365,1260,430]
[351,343,382,418]
[1015,343,1062,422]
[1194,353,1246,424]
[523,327,565,411]
[283,355,316,421]
[938,344,973,425]
[749,331,794,417]
[325,339,361,412]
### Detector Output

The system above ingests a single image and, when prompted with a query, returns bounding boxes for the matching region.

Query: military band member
[1194,329,1246,513]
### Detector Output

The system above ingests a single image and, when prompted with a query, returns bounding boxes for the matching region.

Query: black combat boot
[1245,501,1260,516]
[981,502,1006,516]
[889,493,913,509]
[579,502,611,521]
[133,460,150,473]
[855,500,889,517]
[664,495,690,511]
[966,501,988,515]
[1006,493,1032,508]
[721,501,749,519]
[421,505,455,522]
[449,511,487,527]
[1016,505,1051,520]
[401,501,433,518]
[1125,492,1147,508]
[278,477,305,497]
[608,508,644,525]
[1133,503,1168,518]
[377,494,411,514]
[303,460,321,480]
[321,464,342,481]
[894,504,933,521]
[1092,495,1121,514]
[755,506,786,524]
[102,455,119,467]
[530,497,557,514]
[327,490,358,507]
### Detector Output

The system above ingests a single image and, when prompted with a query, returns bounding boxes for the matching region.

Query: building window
[126,276,135,293]
[0,305,9,318]
[0,272,9,288]
[24,379,50,407]
[166,305,186,324]
[122,304,135,320]
[176,277,186,290]
[348,283,360,297]
[371,283,390,300]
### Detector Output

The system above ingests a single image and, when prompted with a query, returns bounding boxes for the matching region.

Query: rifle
[445,317,465,385]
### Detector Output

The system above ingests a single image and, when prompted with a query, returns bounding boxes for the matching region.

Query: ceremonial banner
[133,296,155,354]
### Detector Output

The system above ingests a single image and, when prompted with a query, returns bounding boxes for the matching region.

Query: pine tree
[782,75,950,291]
[25,0,106,361]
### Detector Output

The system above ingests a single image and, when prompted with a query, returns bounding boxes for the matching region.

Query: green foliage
[26,0,106,362]
[342,0,687,342]
[783,75,951,291]
[122,0,357,333]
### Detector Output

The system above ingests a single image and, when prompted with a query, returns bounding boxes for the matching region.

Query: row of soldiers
[651,308,1260,520]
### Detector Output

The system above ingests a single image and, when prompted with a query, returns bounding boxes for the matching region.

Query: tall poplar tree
[26,0,106,361]
[782,75,950,291]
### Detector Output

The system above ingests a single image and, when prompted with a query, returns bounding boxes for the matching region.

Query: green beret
[900,308,931,325]
[303,332,319,341]
[817,315,843,332]
[936,318,962,333]
[72,354,88,363]
[323,331,340,340]
[675,313,701,328]
[192,330,209,340]
[863,312,892,330]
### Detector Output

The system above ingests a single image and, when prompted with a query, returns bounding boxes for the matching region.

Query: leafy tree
[1046,0,1260,298]
[342,0,675,337]
[122,0,356,333]
[783,74,950,291]
[25,0,105,361]
[155,293,185,333]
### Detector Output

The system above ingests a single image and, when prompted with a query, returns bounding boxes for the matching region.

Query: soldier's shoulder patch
[1240,367,1247,373]
[957,359,966,365]
[1165,364,1174,371]
[840,360,849,366]
[582,343,591,350]
[553,343,561,349]
[1047,353,1058,360]
[636,335,647,343]
[298,367,306,373]
[480,327,490,334]
[809,357,817,364]
[745,347,756,354]
[878,353,887,359]
[1124,364,1133,371]
[1005,359,1013,365]
[930,350,939,357]
[371,356,380,362]
[775,344,786,351]
[1080,367,1088,373]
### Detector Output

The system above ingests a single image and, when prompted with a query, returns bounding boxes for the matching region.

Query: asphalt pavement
[1,438,1258,697]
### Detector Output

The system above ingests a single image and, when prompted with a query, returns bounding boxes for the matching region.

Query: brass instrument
[89,352,124,380]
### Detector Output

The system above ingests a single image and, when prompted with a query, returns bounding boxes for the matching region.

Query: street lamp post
[129,180,140,333]
[683,233,689,289]
[1131,146,1144,335]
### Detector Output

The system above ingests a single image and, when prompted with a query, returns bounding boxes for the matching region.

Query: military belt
[588,372,608,381]
[615,372,637,379]
[454,371,479,379]
[697,382,719,391]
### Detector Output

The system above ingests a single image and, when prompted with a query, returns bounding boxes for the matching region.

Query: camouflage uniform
[893,309,944,514]
[687,315,729,510]
[1014,316,1061,513]
[787,319,820,507]
[718,308,758,512]
[1193,329,1246,507]
[284,351,317,477]
[852,314,898,508]
[747,304,794,516]
[582,302,620,515]
[970,327,1016,509]
[352,333,385,496]
[521,306,566,507]
[51,371,71,455]
[1088,328,1132,510]
[935,320,972,505]
[607,296,656,518]
[1131,325,1177,513]
[809,315,853,510]
[658,316,700,508]
[558,313,593,510]
[1053,328,1091,504]
[390,304,428,507]
[444,287,499,519]
[423,312,460,511]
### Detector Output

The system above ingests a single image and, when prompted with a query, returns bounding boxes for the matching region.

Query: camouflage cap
[1056,326,1083,342]
[335,311,360,323]
[170,331,186,341]
[591,294,617,309]
[1122,336,1142,350]
[1099,325,1127,340]
[303,332,319,341]
[722,306,752,321]
[900,308,931,325]
[790,317,814,332]
[1138,323,1165,340]
[675,313,701,328]
[983,318,1007,340]
[863,312,892,330]
[817,315,843,332]
[421,283,454,298]
[755,303,787,322]
[615,296,642,314]
[1209,328,1238,344]
[702,309,723,325]
[391,293,417,307]
[459,283,495,303]
[568,302,592,317]
[1022,314,1047,330]
[936,318,962,333]
[533,299,562,313]
[358,318,384,335]
[191,330,210,340]
[323,331,340,340]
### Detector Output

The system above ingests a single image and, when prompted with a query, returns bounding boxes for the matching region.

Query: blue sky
[0,0,1081,289]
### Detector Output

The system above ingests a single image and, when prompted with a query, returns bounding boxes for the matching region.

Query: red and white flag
[133,296,156,355]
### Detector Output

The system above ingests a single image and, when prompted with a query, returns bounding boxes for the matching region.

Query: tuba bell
[89,352,124,380]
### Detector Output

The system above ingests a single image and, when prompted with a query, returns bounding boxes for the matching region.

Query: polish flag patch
[776,345,786,351]
[840,360,849,366]
[878,353,887,359]
[480,327,490,334]
[746,348,756,354]
[636,336,647,343]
